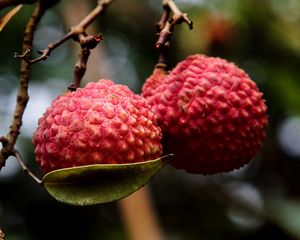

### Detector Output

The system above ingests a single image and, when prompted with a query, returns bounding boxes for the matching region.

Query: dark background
[1,0,300,239]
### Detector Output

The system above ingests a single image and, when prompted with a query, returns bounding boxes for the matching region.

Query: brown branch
[156,0,193,49]
[166,0,193,27]
[77,0,112,30]
[155,0,193,69]
[13,149,43,185]
[0,0,45,170]
[16,0,114,65]
[156,3,170,32]
[68,33,103,91]
[29,31,73,63]
[68,48,90,91]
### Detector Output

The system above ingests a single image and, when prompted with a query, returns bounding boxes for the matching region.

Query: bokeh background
[1,0,300,239]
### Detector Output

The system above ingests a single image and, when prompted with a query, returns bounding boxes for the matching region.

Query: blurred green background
[1,0,300,239]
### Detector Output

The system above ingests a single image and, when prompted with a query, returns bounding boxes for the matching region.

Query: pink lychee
[142,68,168,98]
[33,79,162,173]
[142,54,268,175]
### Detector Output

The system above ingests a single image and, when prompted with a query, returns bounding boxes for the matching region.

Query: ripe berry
[142,68,168,98]
[142,54,268,175]
[33,80,162,173]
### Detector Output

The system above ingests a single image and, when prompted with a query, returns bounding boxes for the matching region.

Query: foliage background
[1,0,300,239]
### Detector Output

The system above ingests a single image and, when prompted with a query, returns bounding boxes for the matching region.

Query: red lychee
[33,80,162,173]
[142,54,268,175]
[142,68,168,98]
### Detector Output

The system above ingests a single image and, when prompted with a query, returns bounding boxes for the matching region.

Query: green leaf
[43,154,172,206]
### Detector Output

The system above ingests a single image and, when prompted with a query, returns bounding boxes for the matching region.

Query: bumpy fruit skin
[33,80,162,173]
[142,68,168,98]
[142,54,268,175]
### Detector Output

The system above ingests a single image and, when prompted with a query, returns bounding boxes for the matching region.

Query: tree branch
[155,0,193,69]
[68,33,103,91]
[77,0,112,30]
[156,0,193,49]
[0,0,45,170]
[68,48,90,91]
[13,149,43,184]
[16,0,114,64]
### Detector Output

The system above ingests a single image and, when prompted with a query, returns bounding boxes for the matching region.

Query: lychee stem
[155,0,193,70]
[68,47,91,91]
[13,149,43,185]
[156,0,193,49]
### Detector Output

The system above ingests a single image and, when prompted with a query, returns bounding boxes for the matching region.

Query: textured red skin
[142,54,268,175]
[142,68,168,98]
[33,80,162,173]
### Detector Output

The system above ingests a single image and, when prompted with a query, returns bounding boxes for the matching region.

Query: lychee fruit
[33,80,162,174]
[142,54,268,175]
[142,67,168,98]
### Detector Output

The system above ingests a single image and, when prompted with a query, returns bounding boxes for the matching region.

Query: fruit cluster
[33,54,268,175]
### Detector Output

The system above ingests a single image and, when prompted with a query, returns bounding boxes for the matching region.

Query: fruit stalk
[156,0,193,49]
[68,48,91,91]
[13,149,43,184]
[155,0,193,70]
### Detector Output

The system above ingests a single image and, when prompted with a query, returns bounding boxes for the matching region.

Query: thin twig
[156,4,170,32]
[68,33,103,91]
[30,32,73,63]
[155,0,193,69]
[13,149,43,184]
[156,0,193,48]
[0,0,45,170]
[77,0,112,29]
[16,0,113,64]
[166,0,193,27]
[68,48,90,91]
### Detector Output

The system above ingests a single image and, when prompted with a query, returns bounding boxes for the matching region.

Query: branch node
[79,33,103,49]
[14,48,31,62]
[154,0,193,68]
